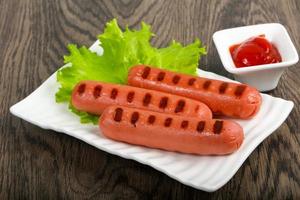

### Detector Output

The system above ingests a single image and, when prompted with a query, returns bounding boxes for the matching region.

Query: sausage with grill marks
[128,65,262,119]
[99,106,244,155]
[71,80,212,119]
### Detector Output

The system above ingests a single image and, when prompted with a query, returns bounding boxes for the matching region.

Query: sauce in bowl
[229,35,282,68]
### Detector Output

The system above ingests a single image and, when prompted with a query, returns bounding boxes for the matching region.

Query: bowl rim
[213,23,299,74]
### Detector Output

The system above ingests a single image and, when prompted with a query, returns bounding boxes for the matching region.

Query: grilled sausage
[99,106,244,155]
[128,65,262,119]
[71,80,212,119]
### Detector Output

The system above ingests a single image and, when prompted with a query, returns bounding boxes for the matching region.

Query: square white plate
[10,41,294,192]
[213,23,299,91]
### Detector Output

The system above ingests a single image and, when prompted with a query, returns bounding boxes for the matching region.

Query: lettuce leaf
[56,19,206,124]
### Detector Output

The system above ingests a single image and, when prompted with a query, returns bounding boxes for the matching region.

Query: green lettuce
[56,19,206,124]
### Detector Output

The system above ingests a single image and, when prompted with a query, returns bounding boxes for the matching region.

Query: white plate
[10,41,294,192]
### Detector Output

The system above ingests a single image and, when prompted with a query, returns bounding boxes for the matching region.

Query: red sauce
[229,35,282,68]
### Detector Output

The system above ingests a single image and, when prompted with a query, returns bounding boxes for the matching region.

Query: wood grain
[1,0,299,199]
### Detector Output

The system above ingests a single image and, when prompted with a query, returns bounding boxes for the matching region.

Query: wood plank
[0,0,299,199]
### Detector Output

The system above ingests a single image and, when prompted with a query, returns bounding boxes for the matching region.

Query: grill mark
[93,85,102,98]
[143,93,152,106]
[197,121,205,133]
[113,108,123,122]
[131,112,139,126]
[147,115,156,124]
[175,100,185,113]
[141,67,151,79]
[127,91,135,103]
[194,105,200,113]
[157,72,166,81]
[110,88,118,99]
[164,118,172,127]
[203,80,212,89]
[77,84,86,95]
[235,85,247,97]
[188,78,196,86]
[219,82,229,94]
[172,75,180,84]
[181,120,189,129]
[159,97,168,109]
[213,120,223,134]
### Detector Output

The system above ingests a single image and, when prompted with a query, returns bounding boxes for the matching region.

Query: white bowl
[213,23,299,91]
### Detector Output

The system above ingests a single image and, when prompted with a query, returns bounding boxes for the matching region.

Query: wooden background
[1,0,299,199]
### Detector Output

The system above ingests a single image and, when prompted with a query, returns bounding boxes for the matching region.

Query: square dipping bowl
[213,23,299,91]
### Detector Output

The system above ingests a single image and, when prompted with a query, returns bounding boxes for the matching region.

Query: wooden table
[1,0,299,199]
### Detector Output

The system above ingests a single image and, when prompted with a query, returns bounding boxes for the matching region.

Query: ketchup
[229,35,282,68]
